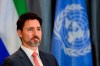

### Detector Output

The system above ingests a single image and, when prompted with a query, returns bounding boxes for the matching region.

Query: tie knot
[32,52,37,57]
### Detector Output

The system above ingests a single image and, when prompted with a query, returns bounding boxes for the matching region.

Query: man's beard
[28,41,40,47]
[25,36,41,47]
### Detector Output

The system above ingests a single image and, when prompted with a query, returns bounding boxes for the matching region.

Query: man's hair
[17,12,42,30]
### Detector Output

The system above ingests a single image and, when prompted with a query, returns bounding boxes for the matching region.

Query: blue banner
[51,0,93,66]
[0,38,9,66]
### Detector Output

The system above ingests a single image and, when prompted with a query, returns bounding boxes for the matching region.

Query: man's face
[18,19,42,47]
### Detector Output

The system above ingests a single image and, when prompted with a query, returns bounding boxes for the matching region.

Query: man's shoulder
[7,47,26,59]
[5,49,20,61]
[3,48,28,66]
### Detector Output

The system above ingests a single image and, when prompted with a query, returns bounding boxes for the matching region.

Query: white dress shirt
[21,45,43,66]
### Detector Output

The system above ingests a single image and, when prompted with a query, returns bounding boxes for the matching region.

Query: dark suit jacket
[3,48,59,66]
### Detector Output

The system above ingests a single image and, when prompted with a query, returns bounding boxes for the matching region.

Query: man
[3,12,58,66]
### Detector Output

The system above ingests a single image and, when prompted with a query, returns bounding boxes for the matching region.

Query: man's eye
[37,28,41,31]
[28,28,32,31]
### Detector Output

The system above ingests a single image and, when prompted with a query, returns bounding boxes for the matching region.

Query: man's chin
[30,43,40,47]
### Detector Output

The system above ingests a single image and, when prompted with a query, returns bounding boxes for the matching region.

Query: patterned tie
[32,52,40,66]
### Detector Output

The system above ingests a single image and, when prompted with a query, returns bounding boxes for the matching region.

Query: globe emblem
[60,6,90,50]
[54,4,91,56]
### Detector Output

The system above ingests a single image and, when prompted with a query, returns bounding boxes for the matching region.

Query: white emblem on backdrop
[54,4,91,56]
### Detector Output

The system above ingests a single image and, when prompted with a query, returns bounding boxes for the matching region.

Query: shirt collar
[21,45,39,57]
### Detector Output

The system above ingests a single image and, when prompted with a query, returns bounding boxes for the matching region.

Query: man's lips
[31,37,39,42]
[33,38,39,42]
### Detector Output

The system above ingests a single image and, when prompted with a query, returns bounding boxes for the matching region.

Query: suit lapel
[39,51,49,66]
[18,48,33,66]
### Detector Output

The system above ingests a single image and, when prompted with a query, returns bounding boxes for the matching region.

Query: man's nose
[33,29,37,35]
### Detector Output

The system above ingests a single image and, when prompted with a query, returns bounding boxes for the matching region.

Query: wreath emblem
[54,4,92,56]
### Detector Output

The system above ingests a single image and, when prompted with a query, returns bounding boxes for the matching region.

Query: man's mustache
[31,35,40,40]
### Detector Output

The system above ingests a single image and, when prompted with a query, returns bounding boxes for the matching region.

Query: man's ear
[17,29,22,38]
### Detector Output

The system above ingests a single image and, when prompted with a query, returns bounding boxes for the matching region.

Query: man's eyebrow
[26,27,41,29]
